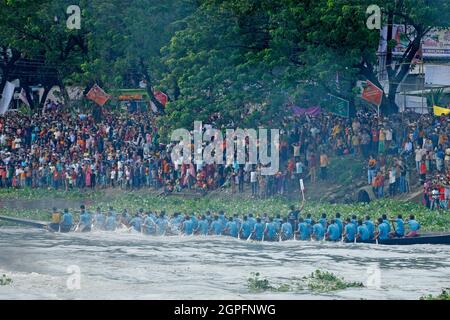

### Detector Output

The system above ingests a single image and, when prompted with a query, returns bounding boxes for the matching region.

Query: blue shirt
[274,218,283,231]
[225,221,239,238]
[383,219,391,233]
[253,222,265,241]
[378,222,389,240]
[327,224,340,241]
[241,221,252,238]
[305,218,312,225]
[94,214,106,229]
[61,213,73,226]
[197,220,209,235]
[211,221,223,235]
[156,218,168,235]
[364,220,375,239]
[281,222,293,239]
[248,217,257,230]
[313,223,325,240]
[408,219,420,231]
[106,216,116,231]
[319,218,327,229]
[266,222,278,240]
[335,218,343,235]
[219,215,227,227]
[345,223,356,241]
[191,216,199,230]
[80,212,91,226]
[129,217,142,232]
[183,220,194,235]
[357,225,370,241]
[297,222,310,240]
[395,218,405,236]
[143,217,156,234]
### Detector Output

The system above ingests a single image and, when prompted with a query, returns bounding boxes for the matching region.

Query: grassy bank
[0,189,448,231]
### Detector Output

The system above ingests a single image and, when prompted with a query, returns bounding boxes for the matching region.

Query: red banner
[154,91,168,107]
[86,84,111,106]
[362,80,383,106]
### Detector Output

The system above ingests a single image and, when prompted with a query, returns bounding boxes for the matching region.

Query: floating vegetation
[0,274,12,286]
[302,270,364,293]
[247,270,364,294]
[420,289,450,300]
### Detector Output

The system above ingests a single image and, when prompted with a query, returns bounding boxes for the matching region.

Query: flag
[154,91,168,107]
[86,84,111,106]
[19,88,30,107]
[361,80,384,106]
[433,105,450,116]
[0,81,15,115]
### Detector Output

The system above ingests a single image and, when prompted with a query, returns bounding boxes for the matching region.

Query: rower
[335,213,343,236]
[182,215,194,235]
[79,205,92,232]
[326,219,340,241]
[351,214,358,230]
[49,207,61,232]
[218,211,227,228]
[375,218,389,240]
[364,216,375,240]
[211,216,223,235]
[343,217,356,242]
[105,211,116,231]
[59,208,73,233]
[305,213,312,226]
[382,214,391,233]
[248,213,257,231]
[295,217,310,241]
[389,214,405,238]
[142,212,156,235]
[312,219,325,240]
[356,220,370,242]
[93,207,106,230]
[240,216,252,239]
[156,212,168,235]
[196,215,209,236]
[233,214,242,230]
[274,214,283,232]
[319,213,327,229]
[264,217,278,242]
[251,218,265,241]
[224,217,239,238]
[129,213,143,232]
[281,218,294,241]
[405,214,421,238]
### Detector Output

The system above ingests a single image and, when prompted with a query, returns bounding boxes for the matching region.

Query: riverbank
[0,188,448,232]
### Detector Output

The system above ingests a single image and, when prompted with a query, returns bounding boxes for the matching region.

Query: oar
[247,231,253,241]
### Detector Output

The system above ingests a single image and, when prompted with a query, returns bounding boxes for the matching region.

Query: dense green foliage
[1,1,449,122]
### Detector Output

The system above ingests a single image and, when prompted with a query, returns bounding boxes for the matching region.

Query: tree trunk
[39,84,53,109]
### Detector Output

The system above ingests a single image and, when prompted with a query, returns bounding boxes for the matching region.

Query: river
[0,227,449,300]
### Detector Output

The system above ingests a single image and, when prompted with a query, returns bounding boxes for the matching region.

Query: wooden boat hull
[361,233,450,245]
[0,215,49,229]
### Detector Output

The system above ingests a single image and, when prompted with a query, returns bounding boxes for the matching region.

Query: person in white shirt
[250,169,258,196]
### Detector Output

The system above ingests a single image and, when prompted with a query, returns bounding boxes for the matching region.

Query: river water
[0,227,449,300]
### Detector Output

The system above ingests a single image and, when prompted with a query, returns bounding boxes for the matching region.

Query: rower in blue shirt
[295,218,310,241]
[233,214,242,230]
[218,211,227,228]
[196,216,209,236]
[143,213,156,235]
[312,220,325,240]
[156,213,168,235]
[211,216,223,235]
[344,217,356,242]
[191,214,199,230]
[240,216,252,239]
[93,207,106,230]
[382,214,391,233]
[129,213,143,232]
[251,218,265,241]
[335,213,343,236]
[182,216,194,235]
[357,220,370,241]
[79,205,92,232]
[264,218,278,241]
[376,218,389,240]
[248,214,257,230]
[105,211,116,231]
[406,214,421,237]
[326,219,340,241]
[274,214,283,232]
[281,218,294,241]
[364,216,375,240]
[305,214,313,226]
[224,217,239,238]
[351,214,359,231]
[319,213,328,229]
[390,214,405,238]
[60,208,73,233]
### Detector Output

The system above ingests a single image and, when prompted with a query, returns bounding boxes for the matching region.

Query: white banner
[0,81,15,115]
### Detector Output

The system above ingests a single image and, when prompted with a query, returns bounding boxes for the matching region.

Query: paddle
[247,232,253,241]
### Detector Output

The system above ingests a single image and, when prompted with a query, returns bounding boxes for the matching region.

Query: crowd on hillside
[0,101,449,208]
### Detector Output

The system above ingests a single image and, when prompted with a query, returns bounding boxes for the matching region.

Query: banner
[0,81,15,115]
[291,105,321,116]
[154,91,168,107]
[433,105,450,116]
[361,80,383,106]
[19,88,30,107]
[86,84,111,106]
[324,94,350,118]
